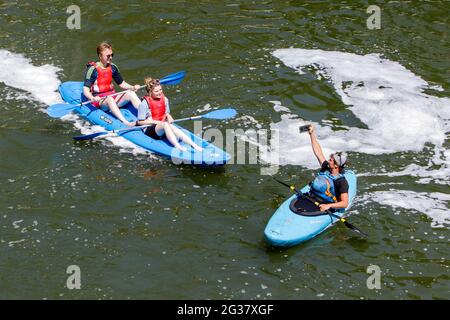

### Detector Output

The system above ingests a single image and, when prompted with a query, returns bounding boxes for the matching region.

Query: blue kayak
[58,81,231,165]
[264,170,357,247]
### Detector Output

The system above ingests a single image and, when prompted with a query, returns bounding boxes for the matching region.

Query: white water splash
[265,49,450,226]
[359,146,450,186]
[62,113,152,157]
[385,147,450,185]
[0,50,62,105]
[266,49,450,183]
[196,103,212,113]
[361,190,450,228]
[0,49,156,157]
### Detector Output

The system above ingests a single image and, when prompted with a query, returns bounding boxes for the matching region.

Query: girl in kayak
[83,42,141,127]
[306,125,349,211]
[137,78,204,152]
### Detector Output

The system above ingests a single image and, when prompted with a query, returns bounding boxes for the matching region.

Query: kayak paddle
[158,71,186,85]
[272,177,367,237]
[327,212,368,237]
[47,71,186,118]
[73,108,237,141]
[47,90,143,118]
[173,108,237,123]
[272,177,299,194]
[73,124,154,141]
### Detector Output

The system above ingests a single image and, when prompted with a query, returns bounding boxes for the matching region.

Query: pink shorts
[92,90,116,108]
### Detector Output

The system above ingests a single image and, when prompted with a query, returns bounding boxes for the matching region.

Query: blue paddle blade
[160,71,186,85]
[47,103,77,118]
[73,131,109,141]
[202,108,237,120]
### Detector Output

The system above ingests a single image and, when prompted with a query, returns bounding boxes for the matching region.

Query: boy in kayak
[137,78,203,152]
[83,42,141,127]
[306,125,349,212]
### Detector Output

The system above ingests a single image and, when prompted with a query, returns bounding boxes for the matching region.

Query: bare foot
[123,120,136,127]
[193,145,204,152]
[176,145,187,152]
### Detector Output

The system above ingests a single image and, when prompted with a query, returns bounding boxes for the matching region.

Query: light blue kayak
[58,81,231,166]
[264,170,357,247]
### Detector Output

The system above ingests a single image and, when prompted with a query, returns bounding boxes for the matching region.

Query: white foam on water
[0,49,156,158]
[360,190,450,228]
[196,103,212,113]
[349,147,450,186]
[0,50,62,105]
[385,146,450,185]
[266,49,450,178]
[62,113,152,157]
[259,100,324,169]
[270,100,291,113]
[236,115,263,129]
[266,49,450,226]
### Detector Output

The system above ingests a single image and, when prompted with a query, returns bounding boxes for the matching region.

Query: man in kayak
[83,42,141,126]
[306,125,349,212]
[137,77,203,152]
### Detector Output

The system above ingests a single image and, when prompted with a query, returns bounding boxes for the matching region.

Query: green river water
[0,0,449,299]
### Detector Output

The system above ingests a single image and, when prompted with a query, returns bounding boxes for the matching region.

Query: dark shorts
[144,124,164,140]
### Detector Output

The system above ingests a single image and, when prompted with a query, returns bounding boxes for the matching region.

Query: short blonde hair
[97,42,113,55]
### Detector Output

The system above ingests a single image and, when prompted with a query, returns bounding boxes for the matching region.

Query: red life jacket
[87,61,114,95]
[143,94,167,121]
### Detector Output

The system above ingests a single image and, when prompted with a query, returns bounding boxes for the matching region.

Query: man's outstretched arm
[308,125,326,166]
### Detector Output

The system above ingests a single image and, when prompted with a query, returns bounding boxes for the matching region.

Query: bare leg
[102,97,135,126]
[115,91,141,109]
[171,125,203,151]
[162,123,187,152]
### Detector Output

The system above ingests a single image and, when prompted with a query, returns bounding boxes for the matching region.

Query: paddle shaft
[112,124,153,134]
[97,120,187,136]
[83,71,185,105]
[81,85,145,106]
[273,177,300,194]
[81,72,185,105]
[173,115,202,123]
[73,108,236,141]
[116,109,230,132]
[272,176,366,234]
[295,184,366,236]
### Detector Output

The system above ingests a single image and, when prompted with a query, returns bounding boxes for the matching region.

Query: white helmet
[333,152,348,167]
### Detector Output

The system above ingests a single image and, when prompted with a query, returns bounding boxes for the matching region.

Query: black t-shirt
[320,161,349,199]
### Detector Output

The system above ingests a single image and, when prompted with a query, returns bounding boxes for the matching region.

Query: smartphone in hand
[299,124,311,133]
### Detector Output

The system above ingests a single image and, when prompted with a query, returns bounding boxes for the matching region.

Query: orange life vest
[88,61,114,95]
[143,94,167,121]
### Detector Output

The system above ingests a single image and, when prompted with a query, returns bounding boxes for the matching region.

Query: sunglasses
[106,53,114,59]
